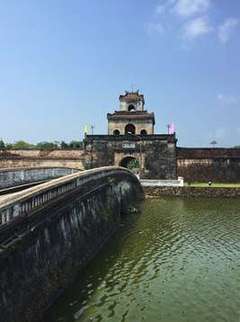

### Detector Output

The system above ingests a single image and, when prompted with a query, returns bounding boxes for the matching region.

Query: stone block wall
[85,135,177,179]
[177,148,240,182]
[144,186,240,198]
[0,149,86,170]
[3,146,240,182]
[144,141,176,179]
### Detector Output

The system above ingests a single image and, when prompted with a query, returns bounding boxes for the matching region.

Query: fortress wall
[0,149,86,170]
[177,148,240,182]
[1,147,240,182]
[144,186,240,198]
[0,149,85,159]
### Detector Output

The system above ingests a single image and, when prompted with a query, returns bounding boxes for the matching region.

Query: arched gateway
[119,156,140,170]
[84,90,177,179]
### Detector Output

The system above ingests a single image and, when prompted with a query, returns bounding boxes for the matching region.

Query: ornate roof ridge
[119,90,145,103]
[110,110,153,115]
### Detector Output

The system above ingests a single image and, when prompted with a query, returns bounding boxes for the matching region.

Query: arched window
[125,124,136,135]
[140,129,147,136]
[128,104,135,112]
[113,129,120,136]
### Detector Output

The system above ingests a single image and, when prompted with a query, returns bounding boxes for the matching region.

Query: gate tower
[107,91,155,136]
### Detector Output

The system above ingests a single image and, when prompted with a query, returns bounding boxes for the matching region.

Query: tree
[128,159,140,170]
[69,141,83,149]
[12,140,34,149]
[54,141,60,148]
[60,141,69,149]
[36,142,58,150]
[5,143,13,149]
[0,139,5,150]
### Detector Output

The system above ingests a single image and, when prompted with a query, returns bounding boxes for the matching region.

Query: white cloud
[174,0,211,17]
[155,0,176,14]
[217,94,239,105]
[145,22,164,34]
[155,0,211,17]
[150,1,238,45]
[152,0,213,40]
[218,18,239,44]
[183,17,212,39]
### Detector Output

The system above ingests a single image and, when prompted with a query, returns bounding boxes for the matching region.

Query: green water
[45,197,240,322]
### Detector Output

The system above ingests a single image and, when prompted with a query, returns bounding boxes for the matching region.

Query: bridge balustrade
[0,167,138,226]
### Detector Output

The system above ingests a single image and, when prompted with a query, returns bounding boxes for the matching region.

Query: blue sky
[0,0,239,147]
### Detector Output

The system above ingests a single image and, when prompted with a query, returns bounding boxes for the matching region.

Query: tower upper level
[107,90,155,135]
[119,91,145,112]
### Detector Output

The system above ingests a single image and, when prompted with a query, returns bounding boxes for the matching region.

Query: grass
[185,182,240,188]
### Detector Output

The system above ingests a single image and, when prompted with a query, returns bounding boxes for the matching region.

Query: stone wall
[0,149,87,170]
[144,186,240,198]
[85,134,177,180]
[141,178,184,187]
[0,167,143,322]
[177,148,240,182]
[2,146,240,182]
[145,141,176,179]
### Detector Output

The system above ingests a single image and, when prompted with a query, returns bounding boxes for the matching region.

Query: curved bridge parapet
[0,167,79,191]
[0,166,141,227]
[0,166,143,322]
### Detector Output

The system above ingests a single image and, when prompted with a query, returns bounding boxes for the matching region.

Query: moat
[44,197,240,322]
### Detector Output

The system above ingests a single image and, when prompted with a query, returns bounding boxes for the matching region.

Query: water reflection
[44,197,240,322]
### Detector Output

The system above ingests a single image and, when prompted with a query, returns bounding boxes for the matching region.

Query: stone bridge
[0,167,79,194]
[0,166,143,322]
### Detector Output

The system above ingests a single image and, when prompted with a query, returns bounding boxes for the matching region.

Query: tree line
[0,140,83,150]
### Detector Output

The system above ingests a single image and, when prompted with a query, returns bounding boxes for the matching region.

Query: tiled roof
[107,112,155,124]
[119,91,145,103]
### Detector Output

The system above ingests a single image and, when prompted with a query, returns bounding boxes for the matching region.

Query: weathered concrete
[2,147,240,182]
[0,166,143,322]
[177,148,240,182]
[141,177,184,187]
[0,149,87,170]
[144,186,240,198]
[85,134,177,179]
[0,167,78,189]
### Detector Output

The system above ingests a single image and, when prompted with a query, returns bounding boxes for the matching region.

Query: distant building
[84,91,177,179]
